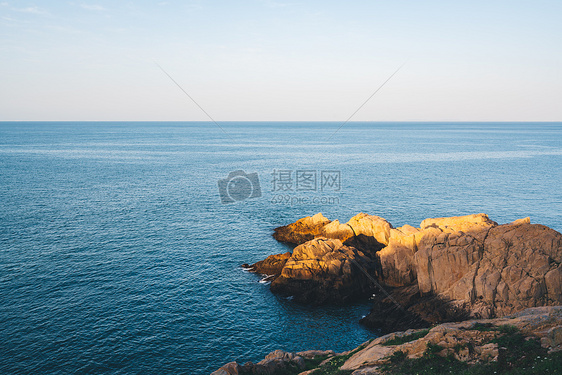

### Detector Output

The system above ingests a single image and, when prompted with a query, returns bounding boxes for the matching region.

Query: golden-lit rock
[272,212,331,244]
[258,213,562,327]
[270,238,377,304]
[320,219,355,242]
[346,213,393,246]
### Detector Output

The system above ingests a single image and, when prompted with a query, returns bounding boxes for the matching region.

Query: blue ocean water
[0,122,561,374]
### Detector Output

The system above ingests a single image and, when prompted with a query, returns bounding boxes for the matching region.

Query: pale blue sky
[1,0,561,121]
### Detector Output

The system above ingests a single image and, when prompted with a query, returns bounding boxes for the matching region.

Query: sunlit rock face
[414,216,562,318]
[272,212,390,252]
[272,212,331,244]
[250,212,562,329]
[270,238,378,304]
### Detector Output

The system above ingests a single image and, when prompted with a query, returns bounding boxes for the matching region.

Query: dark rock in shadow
[360,284,472,334]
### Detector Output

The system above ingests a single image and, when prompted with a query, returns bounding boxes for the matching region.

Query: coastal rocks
[272,213,330,244]
[341,322,499,371]
[210,349,309,375]
[272,212,389,253]
[419,213,498,234]
[243,252,291,275]
[253,212,562,329]
[270,238,377,304]
[320,219,355,242]
[342,306,562,373]
[213,306,562,374]
[227,214,562,374]
[415,219,562,318]
[210,361,241,375]
[346,213,393,246]
[413,214,497,296]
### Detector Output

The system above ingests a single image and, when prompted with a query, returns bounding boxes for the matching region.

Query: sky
[1,0,561,121]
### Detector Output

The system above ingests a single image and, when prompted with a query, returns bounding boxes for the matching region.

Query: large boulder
[272,213,330,244]
[270,238,377,304]
[346,213,393,246]
[414,218,562,319]
[414,215,496,296]
[320,219,355,242]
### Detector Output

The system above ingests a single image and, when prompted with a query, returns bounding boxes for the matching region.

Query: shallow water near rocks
[1,122,561,374]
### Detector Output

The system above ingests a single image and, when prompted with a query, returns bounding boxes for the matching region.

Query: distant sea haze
[0,122,561,374]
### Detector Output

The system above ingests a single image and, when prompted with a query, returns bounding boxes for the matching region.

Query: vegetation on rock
[381,329,430,346]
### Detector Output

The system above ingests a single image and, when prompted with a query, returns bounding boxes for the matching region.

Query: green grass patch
[378,325,562,375]
[469,323,518,334]
[380,342,467,374]
[496,324,518,335]
[388,350,407,363]
[382,329,430,346]
[470,322,496,331]
[302,354,331,370]
[492,327,546,370]
[312,343,371,375]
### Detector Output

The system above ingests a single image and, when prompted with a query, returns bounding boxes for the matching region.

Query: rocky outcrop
[382,213,496,288]
[414,217,562,319]
[270,238,378,304]
[255,213,392,304]
[213,306,562,375]
[242,252,291,275]
[210,349,319,375]
[347,213,393,246]
[272,212,389,253]
[272,213,331,244]
[320,219,354,242]
[255,213,562,330]
[343,306,562,373]
[361,214,562,330]
[226,213,562,374]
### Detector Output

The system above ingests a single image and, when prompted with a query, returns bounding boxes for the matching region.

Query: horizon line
[1,120,561,123]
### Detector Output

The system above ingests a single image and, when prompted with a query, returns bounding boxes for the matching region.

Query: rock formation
[211,349,335,375]
[269,238,378,304]
[342,306,562,374]
[412,215,562,319]
[213,306,562,375]
[242,252,291,275]
[249,212,562,330]
[272,213,331,244]
[224,213,562,374]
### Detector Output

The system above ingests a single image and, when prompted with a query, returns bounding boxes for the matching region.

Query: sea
[1,122,561,374]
